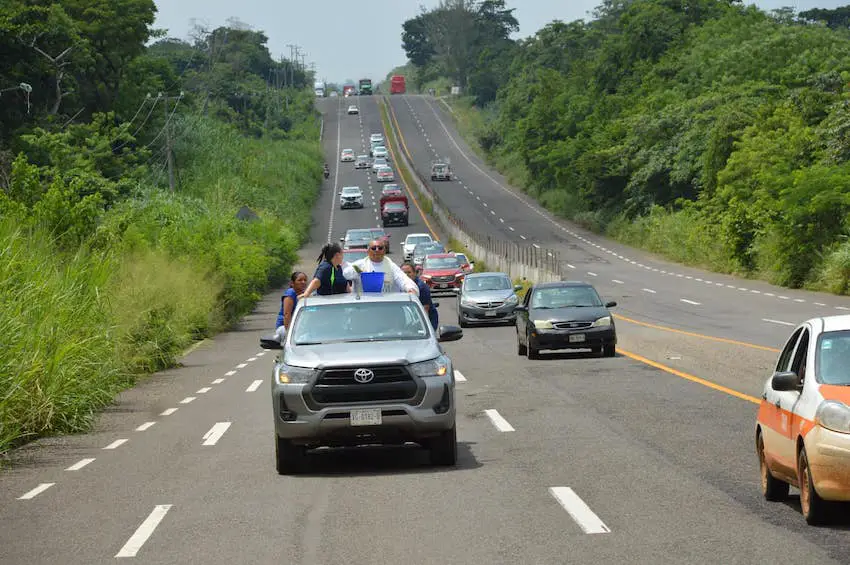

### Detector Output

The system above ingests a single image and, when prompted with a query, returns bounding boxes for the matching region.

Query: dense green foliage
[0,2,322,453]
[402,1,850,293]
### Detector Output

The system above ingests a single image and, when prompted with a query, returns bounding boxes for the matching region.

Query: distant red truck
[390,75,406,94]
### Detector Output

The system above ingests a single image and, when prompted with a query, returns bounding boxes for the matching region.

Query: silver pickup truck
[259,291,463,474]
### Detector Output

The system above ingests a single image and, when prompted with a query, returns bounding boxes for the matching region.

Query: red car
[419,253,465,293]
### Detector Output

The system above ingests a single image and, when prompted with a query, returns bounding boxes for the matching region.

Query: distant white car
[402,233,433,261]
[376,166,395,183]
[371,157,388,172]
[340,148,355,162]
[347,105,359,115]
[339,186,364,209]
[370,133,384,144]
[372,146,388,159]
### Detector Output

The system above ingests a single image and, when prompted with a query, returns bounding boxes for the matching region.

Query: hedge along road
[382,93,850,399]
[0,95,847,564]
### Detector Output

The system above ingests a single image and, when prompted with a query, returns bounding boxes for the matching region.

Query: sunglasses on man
[369,245,385,251]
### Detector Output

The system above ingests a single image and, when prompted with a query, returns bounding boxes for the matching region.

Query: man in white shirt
[343,239,419,295]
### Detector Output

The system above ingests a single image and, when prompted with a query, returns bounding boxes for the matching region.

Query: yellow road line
[618,348,761,405]
[614,314,781,353]
[378,97,438,239]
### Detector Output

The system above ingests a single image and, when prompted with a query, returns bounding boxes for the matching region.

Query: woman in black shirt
[299,243,350,297]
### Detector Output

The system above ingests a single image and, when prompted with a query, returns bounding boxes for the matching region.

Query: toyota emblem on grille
[353,368,375,383]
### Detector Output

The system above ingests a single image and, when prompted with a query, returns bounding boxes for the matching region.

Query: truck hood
[284,340,440,369]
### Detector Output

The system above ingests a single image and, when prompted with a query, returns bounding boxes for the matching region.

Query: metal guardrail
[380,97,563,280]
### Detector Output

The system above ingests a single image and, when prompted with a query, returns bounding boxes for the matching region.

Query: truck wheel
[275,435,305,475]
[429,426,457,466]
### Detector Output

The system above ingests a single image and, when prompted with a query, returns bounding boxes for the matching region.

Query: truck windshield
[292,302,428,345]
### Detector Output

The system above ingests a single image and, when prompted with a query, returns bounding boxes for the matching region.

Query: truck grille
[553,321,593,330]
[310,365,417,404]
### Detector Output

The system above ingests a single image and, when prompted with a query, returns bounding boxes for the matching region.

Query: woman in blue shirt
[300,243,350,298]
[275,271,307,341]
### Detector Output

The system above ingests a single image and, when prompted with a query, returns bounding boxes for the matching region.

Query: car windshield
[342,149,353,154]
[369,229,387,238]
[344,251,368,262]
[374,146,386,151]
[407,236,431,245]
[347,229,372,239]
[455,254,468,264]
[425,257,459,269]
[342,188,360,195]
[383,185,399,192]
[817,331,850,385]
[466,276,509,291]
[292,301,429,344]
[416,244,444,256]
[374,159,387,165]
[357,155,368,160]
[531,286,603,309]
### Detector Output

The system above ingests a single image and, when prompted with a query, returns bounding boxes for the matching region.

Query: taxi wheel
[275,435,306,475]
[798,447,828,525]
[757,434,788,501]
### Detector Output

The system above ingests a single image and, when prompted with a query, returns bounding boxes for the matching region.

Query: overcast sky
[152,0,846,84]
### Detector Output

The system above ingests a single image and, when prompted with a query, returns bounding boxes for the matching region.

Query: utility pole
[160,91,183,192]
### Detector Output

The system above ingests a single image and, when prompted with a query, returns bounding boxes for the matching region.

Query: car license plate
[485,310,498,317]
[438,283,448,288]
[350,409,382,426]
[569,333,586,343]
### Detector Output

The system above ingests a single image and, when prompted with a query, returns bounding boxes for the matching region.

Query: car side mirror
[771,371,800,391]
[438,325,463,342]
[605,301,617,308]
[514,305,528,312]
[260,336,283,350]
[514,285,523,291]
[339,236,344,242]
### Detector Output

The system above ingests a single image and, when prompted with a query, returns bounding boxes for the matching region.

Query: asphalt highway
[1,95,848,565]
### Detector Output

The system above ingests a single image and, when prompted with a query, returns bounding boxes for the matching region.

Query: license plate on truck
[350,409,382,426]
[569,334,586,343]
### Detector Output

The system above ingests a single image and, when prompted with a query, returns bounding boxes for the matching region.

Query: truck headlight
[815,401,850,434]
[409,355,449,378]
[591,316,611,327]
[277,364,314,384]
[533,320,553,330]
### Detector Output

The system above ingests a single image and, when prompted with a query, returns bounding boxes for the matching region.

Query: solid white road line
[548,487,610,534]
[484,409,515,432]
[326,96,343,243]
[225,370,237,376]
[680,299,701,305]
[196,387,211,394]
[246,380,263,392]
[642,288,656,294]
[211,378,225,384]
[103,439,128,450]
[763,318,795,326]
[202,422,232,446]
[115,504,173,558]
[160,408,178,416]
[453,370,467,382]
[135,422,156,432]
[66,458,96,471]
[179,397,195,404]
[18,483,55,500]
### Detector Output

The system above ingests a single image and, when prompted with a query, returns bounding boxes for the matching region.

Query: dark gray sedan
[456,272,522,327]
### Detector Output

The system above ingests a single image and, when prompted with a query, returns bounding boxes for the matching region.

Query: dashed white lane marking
[160,408,178,416]
[484,409,515,432]
[246,380,263,392]
[680,299,701,305]
[103,439,128,450]
[115,504,173,558]
[18,483,55,500]
[202,422,232,446]
[815,302,826,306]
[548,487,610,534]
[567,264,576,269]
[196,387,211,394]
[66,458,96,471]
[837,306,850,311]
[794,298,805,303]
[256,352,266,357]
[225,370,236,376]
[642,288,656,294]
[532,243,541,249]
[509,226,515,231]
[212,378,225,385]
[612,280,624,284]
[763,318,795,326]
[454,370,467,382]
[179,396,195,404]
[247,357,257,362]
[520,235,527,240]
[135,421,156,432]
[587,272,598,277]
[236,363,247,369]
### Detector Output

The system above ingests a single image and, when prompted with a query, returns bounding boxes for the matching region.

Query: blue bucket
[360,271,385,292]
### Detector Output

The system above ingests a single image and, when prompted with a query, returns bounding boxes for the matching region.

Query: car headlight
[591,316,611,327]
[505,295,518,305]
[533,320,553,330]
[460,298,475,307]
[815,400,850,434]
[277,364,314,385]
[409,355,449,378]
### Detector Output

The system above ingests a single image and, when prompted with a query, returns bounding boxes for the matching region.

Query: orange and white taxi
[756,315,850,524]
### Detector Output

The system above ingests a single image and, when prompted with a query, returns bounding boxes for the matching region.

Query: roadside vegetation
[400,0,850,294]
[0,3,322,454]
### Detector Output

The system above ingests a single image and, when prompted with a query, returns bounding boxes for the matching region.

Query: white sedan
[347,105,359,115]
[340,149,355,162]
